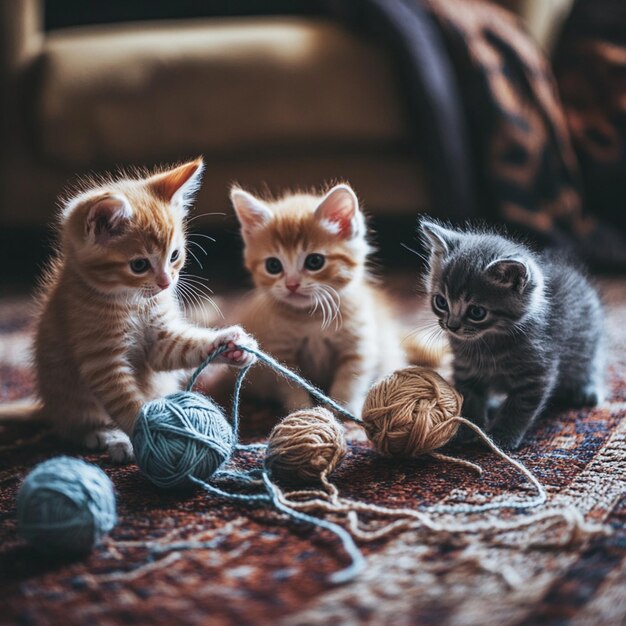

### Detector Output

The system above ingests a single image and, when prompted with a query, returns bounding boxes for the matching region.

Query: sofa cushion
[36,17,410,167]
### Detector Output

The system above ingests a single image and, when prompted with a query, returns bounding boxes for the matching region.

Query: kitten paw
[210,326,258,368]
[83,429,134,464]
[108,438,135,464]
[571,384,602,408]
[489,428,525,451]
[83,430,108,451]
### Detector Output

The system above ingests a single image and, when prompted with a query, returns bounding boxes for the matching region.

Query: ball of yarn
[132,391,234,489]
[265,407,347,483]
[362,366,463,457]
[17,456,116,555]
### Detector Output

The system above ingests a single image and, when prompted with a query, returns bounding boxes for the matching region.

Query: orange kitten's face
[232,185,370,312]
[63,159,203,298]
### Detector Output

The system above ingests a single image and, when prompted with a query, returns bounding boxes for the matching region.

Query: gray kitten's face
[420,220,538,342]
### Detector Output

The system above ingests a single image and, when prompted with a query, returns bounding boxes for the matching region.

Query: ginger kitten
[227,183,437,417]
[34,158,257,463]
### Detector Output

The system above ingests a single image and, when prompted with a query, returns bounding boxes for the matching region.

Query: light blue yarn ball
[132,391,235,489]
[17,456,117,555]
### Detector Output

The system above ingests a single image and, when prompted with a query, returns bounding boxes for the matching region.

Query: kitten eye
[129,258,150,274]
[304,253,325,271]
[467,305,487,321]
[433,294,448,311]
[265,257,283,275]
[170,249,180,262]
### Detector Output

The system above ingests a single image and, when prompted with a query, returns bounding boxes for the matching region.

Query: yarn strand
[133,341,590,586]
[187,344,551,514]
[185,473,366,584]
[187,344,362,424]
[261,472,366,584]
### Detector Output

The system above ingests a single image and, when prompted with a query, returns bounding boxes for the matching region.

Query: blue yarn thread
[133,343,366,582]
[17,456,116,554]
[133,343,548,583]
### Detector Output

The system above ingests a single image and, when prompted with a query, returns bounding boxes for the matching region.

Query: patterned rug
[1,278,625,626]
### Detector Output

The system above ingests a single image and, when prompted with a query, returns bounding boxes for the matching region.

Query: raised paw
[210,326,258,368]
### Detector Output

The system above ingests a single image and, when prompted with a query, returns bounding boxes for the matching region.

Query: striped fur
[34,159,257,463]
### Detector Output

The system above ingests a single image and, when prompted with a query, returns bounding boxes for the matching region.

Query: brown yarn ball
[361,366,463,457]
[265,407,347,483]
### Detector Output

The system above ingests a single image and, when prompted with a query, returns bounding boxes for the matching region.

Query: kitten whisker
[323,284,343,329]
[176,281,202,313]
[188,233,217,243]
[185,248,203,270]
[320,290,333,330]
[401,320,441,344]
[188,240,208,256]
[186,212,226,224]
[178,279,216,303]
[419,325,446,357]
[175,282,193,310]
[315,285,342,330]
[180,274,215,294]
[318,290,331,330]
[178,279,224,319]
[401,242,428,263]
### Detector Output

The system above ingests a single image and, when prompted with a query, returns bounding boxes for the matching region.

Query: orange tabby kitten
[34,158,257,463]
[227,183,437,417]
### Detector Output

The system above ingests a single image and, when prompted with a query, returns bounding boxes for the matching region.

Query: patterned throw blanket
[329,0,626,269]
[553,0,626,237]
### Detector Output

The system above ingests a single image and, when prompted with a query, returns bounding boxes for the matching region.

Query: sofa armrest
[0,0,43,76]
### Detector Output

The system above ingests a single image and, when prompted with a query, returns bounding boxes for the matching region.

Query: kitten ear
[485,258,530,292]
[83,194,133,245]
[314,184,362,238]
[230,187,273,235]
[148,157,204,212]
[419,218,459,257]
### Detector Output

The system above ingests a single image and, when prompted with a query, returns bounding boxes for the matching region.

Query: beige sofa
[0,0,570,229]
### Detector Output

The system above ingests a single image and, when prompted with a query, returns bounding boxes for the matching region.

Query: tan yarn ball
[361,366,463,457]
[265,407,347,483]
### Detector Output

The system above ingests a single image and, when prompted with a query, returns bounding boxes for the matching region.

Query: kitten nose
[447,321,461,332]
[156,274,171,290]
[286,282,300,293]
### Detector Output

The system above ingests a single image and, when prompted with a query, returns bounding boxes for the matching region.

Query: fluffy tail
[0,398,43,423]
[402,332,448,368]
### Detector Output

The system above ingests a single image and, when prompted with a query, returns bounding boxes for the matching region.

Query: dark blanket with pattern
[329,0,626,269]
[553,0,626,237]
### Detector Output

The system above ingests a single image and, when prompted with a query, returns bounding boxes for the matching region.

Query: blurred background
[1,0,625,289]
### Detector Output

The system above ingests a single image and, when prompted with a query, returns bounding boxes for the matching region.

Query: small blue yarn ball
[132,391,235,489]
[17,456,117,555]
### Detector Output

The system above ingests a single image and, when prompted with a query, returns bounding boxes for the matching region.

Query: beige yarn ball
[265,407,347,483]
[361,367,463,457]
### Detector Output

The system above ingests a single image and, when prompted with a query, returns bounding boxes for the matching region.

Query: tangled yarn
[265,407,347,483]
[126,343,602,585]
[133,391,234,489]
[362,366,463,457]
[17,456,116,554]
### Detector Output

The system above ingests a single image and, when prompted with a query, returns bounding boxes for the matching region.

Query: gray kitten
[419,219,606,449]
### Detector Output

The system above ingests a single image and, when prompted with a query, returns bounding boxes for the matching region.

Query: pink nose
[286,282,300,294]
[156,275,171,290]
